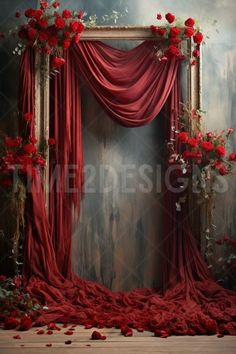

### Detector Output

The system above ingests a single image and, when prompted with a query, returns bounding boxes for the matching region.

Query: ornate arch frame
[34,26,202,241]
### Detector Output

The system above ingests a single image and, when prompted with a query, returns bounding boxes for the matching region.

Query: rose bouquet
[168,122,236,275]
[150,13,204,63]
[174,128,236,179]
[14,1,85,68]
[0,275,41,330]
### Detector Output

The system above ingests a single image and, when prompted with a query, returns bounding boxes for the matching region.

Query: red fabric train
[18,41,236,336]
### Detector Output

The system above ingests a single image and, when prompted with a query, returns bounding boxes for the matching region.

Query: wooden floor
[0,326,236,354]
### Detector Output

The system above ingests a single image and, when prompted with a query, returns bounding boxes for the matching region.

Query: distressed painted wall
[66,0,236,288]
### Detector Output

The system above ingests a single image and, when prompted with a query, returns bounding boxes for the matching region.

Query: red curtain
[19,42,236,336]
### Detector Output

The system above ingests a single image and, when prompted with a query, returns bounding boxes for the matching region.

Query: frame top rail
[80,26,159,40]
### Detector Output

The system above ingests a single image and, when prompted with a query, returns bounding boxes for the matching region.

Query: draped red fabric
[18,48,36,136]
[19,43,236,336]
[70,41,179,127]
[49,48,83,279]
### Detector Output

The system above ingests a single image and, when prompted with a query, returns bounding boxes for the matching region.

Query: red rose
[167,45,180,57]
[48,138,56,146]
[38,31,49,42]
[40,1,48,10]
[157,28,166,36]
[4,317,20,330]
[184,27,195,37]
[48,36,58,47]
[33,155,46,167]
[191,60,198,66]
[62,9,72,18]
[24,112,33,122]
[178,132,189,142]
[170,37,181,46]
[70,21,80,32]
[91,331,106,340]
[73,33,81,43]
[77,22,84,33]
[165,13,175,24]
[150,25,157,33]
[183,151,202,159]
[193,32,204,44]
[227,128,234,134]
[204,319,217,334]
[15,11,21,18]
[4,137,21,148]
[33,9,43,20]
[47,323,60,330]
[52,1,60,8]
[38,18,48,28]
[12,275,22,289]
[62,39,71,49]
[55,17,65,29]
[0,275,7,282]
[215,163,228,175]
[52,56,66,68]
[215,145,226,157]
[156,13,162,20]
[63,31,71,38]
[64,330,74,335]
[192,49,200,57]
[187,137,199,148]
[121,327,133,337]
[18,26,28,40]
[154,329,169,338]
[78,22,84,33]
[169,27,181,37]
[184,18,195,27]
[229,153,236,161]
[77,10,84,19]
[201,141,213,152]
[206,132,213,139]
[25,8,35,18]
[183,150,192,158]
[23,143,37,155]
[27,27,38,41]
[19,316,32,331]
[17,155,32,172]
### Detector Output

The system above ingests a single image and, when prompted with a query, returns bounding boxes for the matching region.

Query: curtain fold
[18,42,236,336]
[71,41,179,127]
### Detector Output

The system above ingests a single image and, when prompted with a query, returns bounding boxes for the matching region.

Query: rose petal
[13,335,21,339]
[65,340,72,344]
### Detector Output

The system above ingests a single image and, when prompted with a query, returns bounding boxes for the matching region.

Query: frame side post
[35,53,50,211]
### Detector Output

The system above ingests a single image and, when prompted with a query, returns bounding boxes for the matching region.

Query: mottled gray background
[0,0,235,289]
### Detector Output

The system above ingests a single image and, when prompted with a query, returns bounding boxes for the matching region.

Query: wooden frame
[35,26,202,210]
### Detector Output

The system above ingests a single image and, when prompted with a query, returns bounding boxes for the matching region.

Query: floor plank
[0,326,235,354]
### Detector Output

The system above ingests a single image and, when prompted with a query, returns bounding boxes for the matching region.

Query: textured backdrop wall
[0,0,235,287]
[65,0,236,288]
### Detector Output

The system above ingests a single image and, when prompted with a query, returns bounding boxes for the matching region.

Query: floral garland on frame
[0,112,55,189]
[12,1,127,69]
[168,107,236,282]
[4,1,205,68]
[150,12,204,64]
